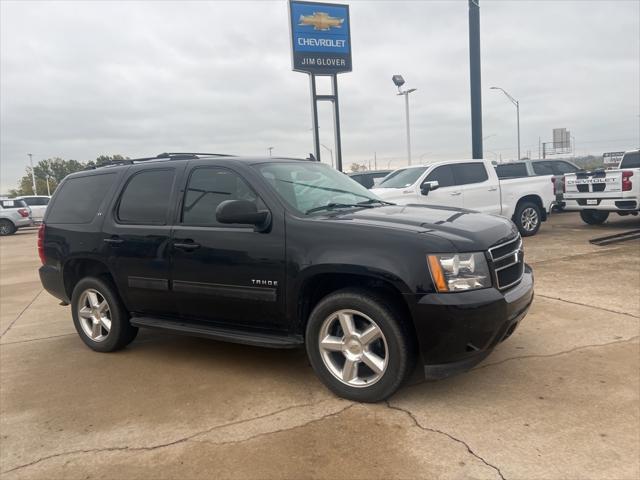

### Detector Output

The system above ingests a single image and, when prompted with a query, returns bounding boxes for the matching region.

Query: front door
[419,164,464,208]
[170,165,286,330]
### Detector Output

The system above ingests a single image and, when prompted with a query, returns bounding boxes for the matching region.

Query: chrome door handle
[173,242,200,251]
[103,238,123,245]
[488,187,498,191]
[449,192,462,196]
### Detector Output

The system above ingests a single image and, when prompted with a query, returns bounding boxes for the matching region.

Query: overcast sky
[1,0,639,192]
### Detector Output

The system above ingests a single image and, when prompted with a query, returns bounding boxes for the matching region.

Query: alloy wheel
[521,207,539,233]
[318,309,388,387]
[77,289,112,342]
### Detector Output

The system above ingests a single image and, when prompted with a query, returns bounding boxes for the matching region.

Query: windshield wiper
[357,199,395,206]
[305,203,375,215]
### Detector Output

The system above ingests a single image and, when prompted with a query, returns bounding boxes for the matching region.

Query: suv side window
[117,169,175,225]
[451,163,489,185]
[48,174,116,224]
[532,162,554,175]
[552,162,579,174]
[182,167,262,227]
[424,165,455,188]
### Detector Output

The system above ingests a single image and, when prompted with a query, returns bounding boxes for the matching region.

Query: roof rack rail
[86,152,236,170]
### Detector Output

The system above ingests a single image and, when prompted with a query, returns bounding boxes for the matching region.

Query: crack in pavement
[0,289,44,338]
[1,399,340,475]
[536,294,639,318]
[192,403,356,447]
[1,333,76,345]
[385,401,506,480]
[474,335,640,371]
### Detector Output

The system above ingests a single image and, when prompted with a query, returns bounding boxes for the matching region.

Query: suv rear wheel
[0,219,16,236]
[305,288,414,402]
[71,277,138,352]
[580,210,609,225]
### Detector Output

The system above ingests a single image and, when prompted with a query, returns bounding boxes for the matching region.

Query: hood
[327,204,518,251]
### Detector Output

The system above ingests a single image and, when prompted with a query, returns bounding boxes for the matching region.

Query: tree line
[8,155,129,197]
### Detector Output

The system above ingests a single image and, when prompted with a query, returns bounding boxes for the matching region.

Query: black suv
[39,153,534,402]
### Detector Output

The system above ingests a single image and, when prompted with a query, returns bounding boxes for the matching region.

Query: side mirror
[420,180,440,195]
[216,200,271,232]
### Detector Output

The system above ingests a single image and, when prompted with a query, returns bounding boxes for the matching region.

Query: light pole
[392,75,417,165]
[320,143,334,169]
[490,86,520,160]
[27,153,37,195]
[267,147,274,157]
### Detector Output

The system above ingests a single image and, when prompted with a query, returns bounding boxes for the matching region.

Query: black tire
[0,219,16,236]
[514,201,542,237]
[305,288,415,403]
[71,276,138,352]
[580,210,609,225]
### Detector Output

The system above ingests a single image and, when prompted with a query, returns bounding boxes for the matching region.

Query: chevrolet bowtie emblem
[298,12,344,31]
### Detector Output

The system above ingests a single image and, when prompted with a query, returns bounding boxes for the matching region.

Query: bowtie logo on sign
[298,11,344,30]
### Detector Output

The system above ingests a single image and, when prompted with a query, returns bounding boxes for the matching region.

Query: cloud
[1,0,639,191]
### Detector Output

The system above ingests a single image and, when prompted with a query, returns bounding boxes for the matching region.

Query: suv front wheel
[71,277,138,352]
[306,289,415,403]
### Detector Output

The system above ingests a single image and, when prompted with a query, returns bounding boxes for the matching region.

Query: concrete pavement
[1,213,639,479]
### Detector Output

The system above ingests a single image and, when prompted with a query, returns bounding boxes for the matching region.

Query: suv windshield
[256,162,385,215]
[620,151,640,169]
[378,167,427,188]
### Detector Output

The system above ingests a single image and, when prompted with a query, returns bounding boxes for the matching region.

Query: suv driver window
[182,168,261,227]
[423,165,455,188]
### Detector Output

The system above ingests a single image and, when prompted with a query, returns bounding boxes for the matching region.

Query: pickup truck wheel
[306,289,414,403]
[580,210,609,225]
[0,219,16,236]
[515,202,541,237]
[71,277,138,353]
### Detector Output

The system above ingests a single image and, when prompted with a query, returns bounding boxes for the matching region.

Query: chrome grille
[488,236,524,290]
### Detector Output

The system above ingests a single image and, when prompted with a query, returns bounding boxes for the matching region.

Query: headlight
[427,252,491,292]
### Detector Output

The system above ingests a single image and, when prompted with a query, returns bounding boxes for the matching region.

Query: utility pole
[468,0,483,159]
[374,152,377,170]
[27,153,37,195]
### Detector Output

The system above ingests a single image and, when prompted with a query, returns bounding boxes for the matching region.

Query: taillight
[622,171,633,192]
[17,208,29,218]
[562,175,566,193]
[37,224,46,264]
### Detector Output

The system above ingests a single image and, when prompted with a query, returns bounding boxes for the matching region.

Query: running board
[589,229,640,246]
[130,317,303,349]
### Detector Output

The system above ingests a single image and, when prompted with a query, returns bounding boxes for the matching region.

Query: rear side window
[117,169,175,224]
[553,162,580,174]
[424,165,455,188]
[532,162,554,175]
[182,167,261,227]
[1,199,26,208]
[620,152,640,169]
[495,163,528,178]
[47,174,116,224]
[452,163,489,185]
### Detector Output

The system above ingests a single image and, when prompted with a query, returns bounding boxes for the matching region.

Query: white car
[15,195,50,223]
[562,149,640,224]
[370,159,556,236]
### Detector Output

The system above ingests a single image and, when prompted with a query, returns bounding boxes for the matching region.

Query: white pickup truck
[563,149,640,224]
[370,159,556,236]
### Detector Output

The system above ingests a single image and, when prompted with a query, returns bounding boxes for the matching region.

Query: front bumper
[405,265,534,379]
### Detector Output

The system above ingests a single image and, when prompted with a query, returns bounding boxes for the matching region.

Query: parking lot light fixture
[490,86,520,160]
[393,75,417,166]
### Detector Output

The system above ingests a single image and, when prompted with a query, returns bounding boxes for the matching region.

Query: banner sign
[603,151,625,165]
[289,1,351,74]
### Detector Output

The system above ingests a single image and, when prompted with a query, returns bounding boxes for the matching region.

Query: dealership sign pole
[289,0,351,171]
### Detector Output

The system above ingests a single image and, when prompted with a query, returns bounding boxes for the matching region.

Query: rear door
[452,163,500,214]
[170,164,287,330]
[102,166,184,317]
